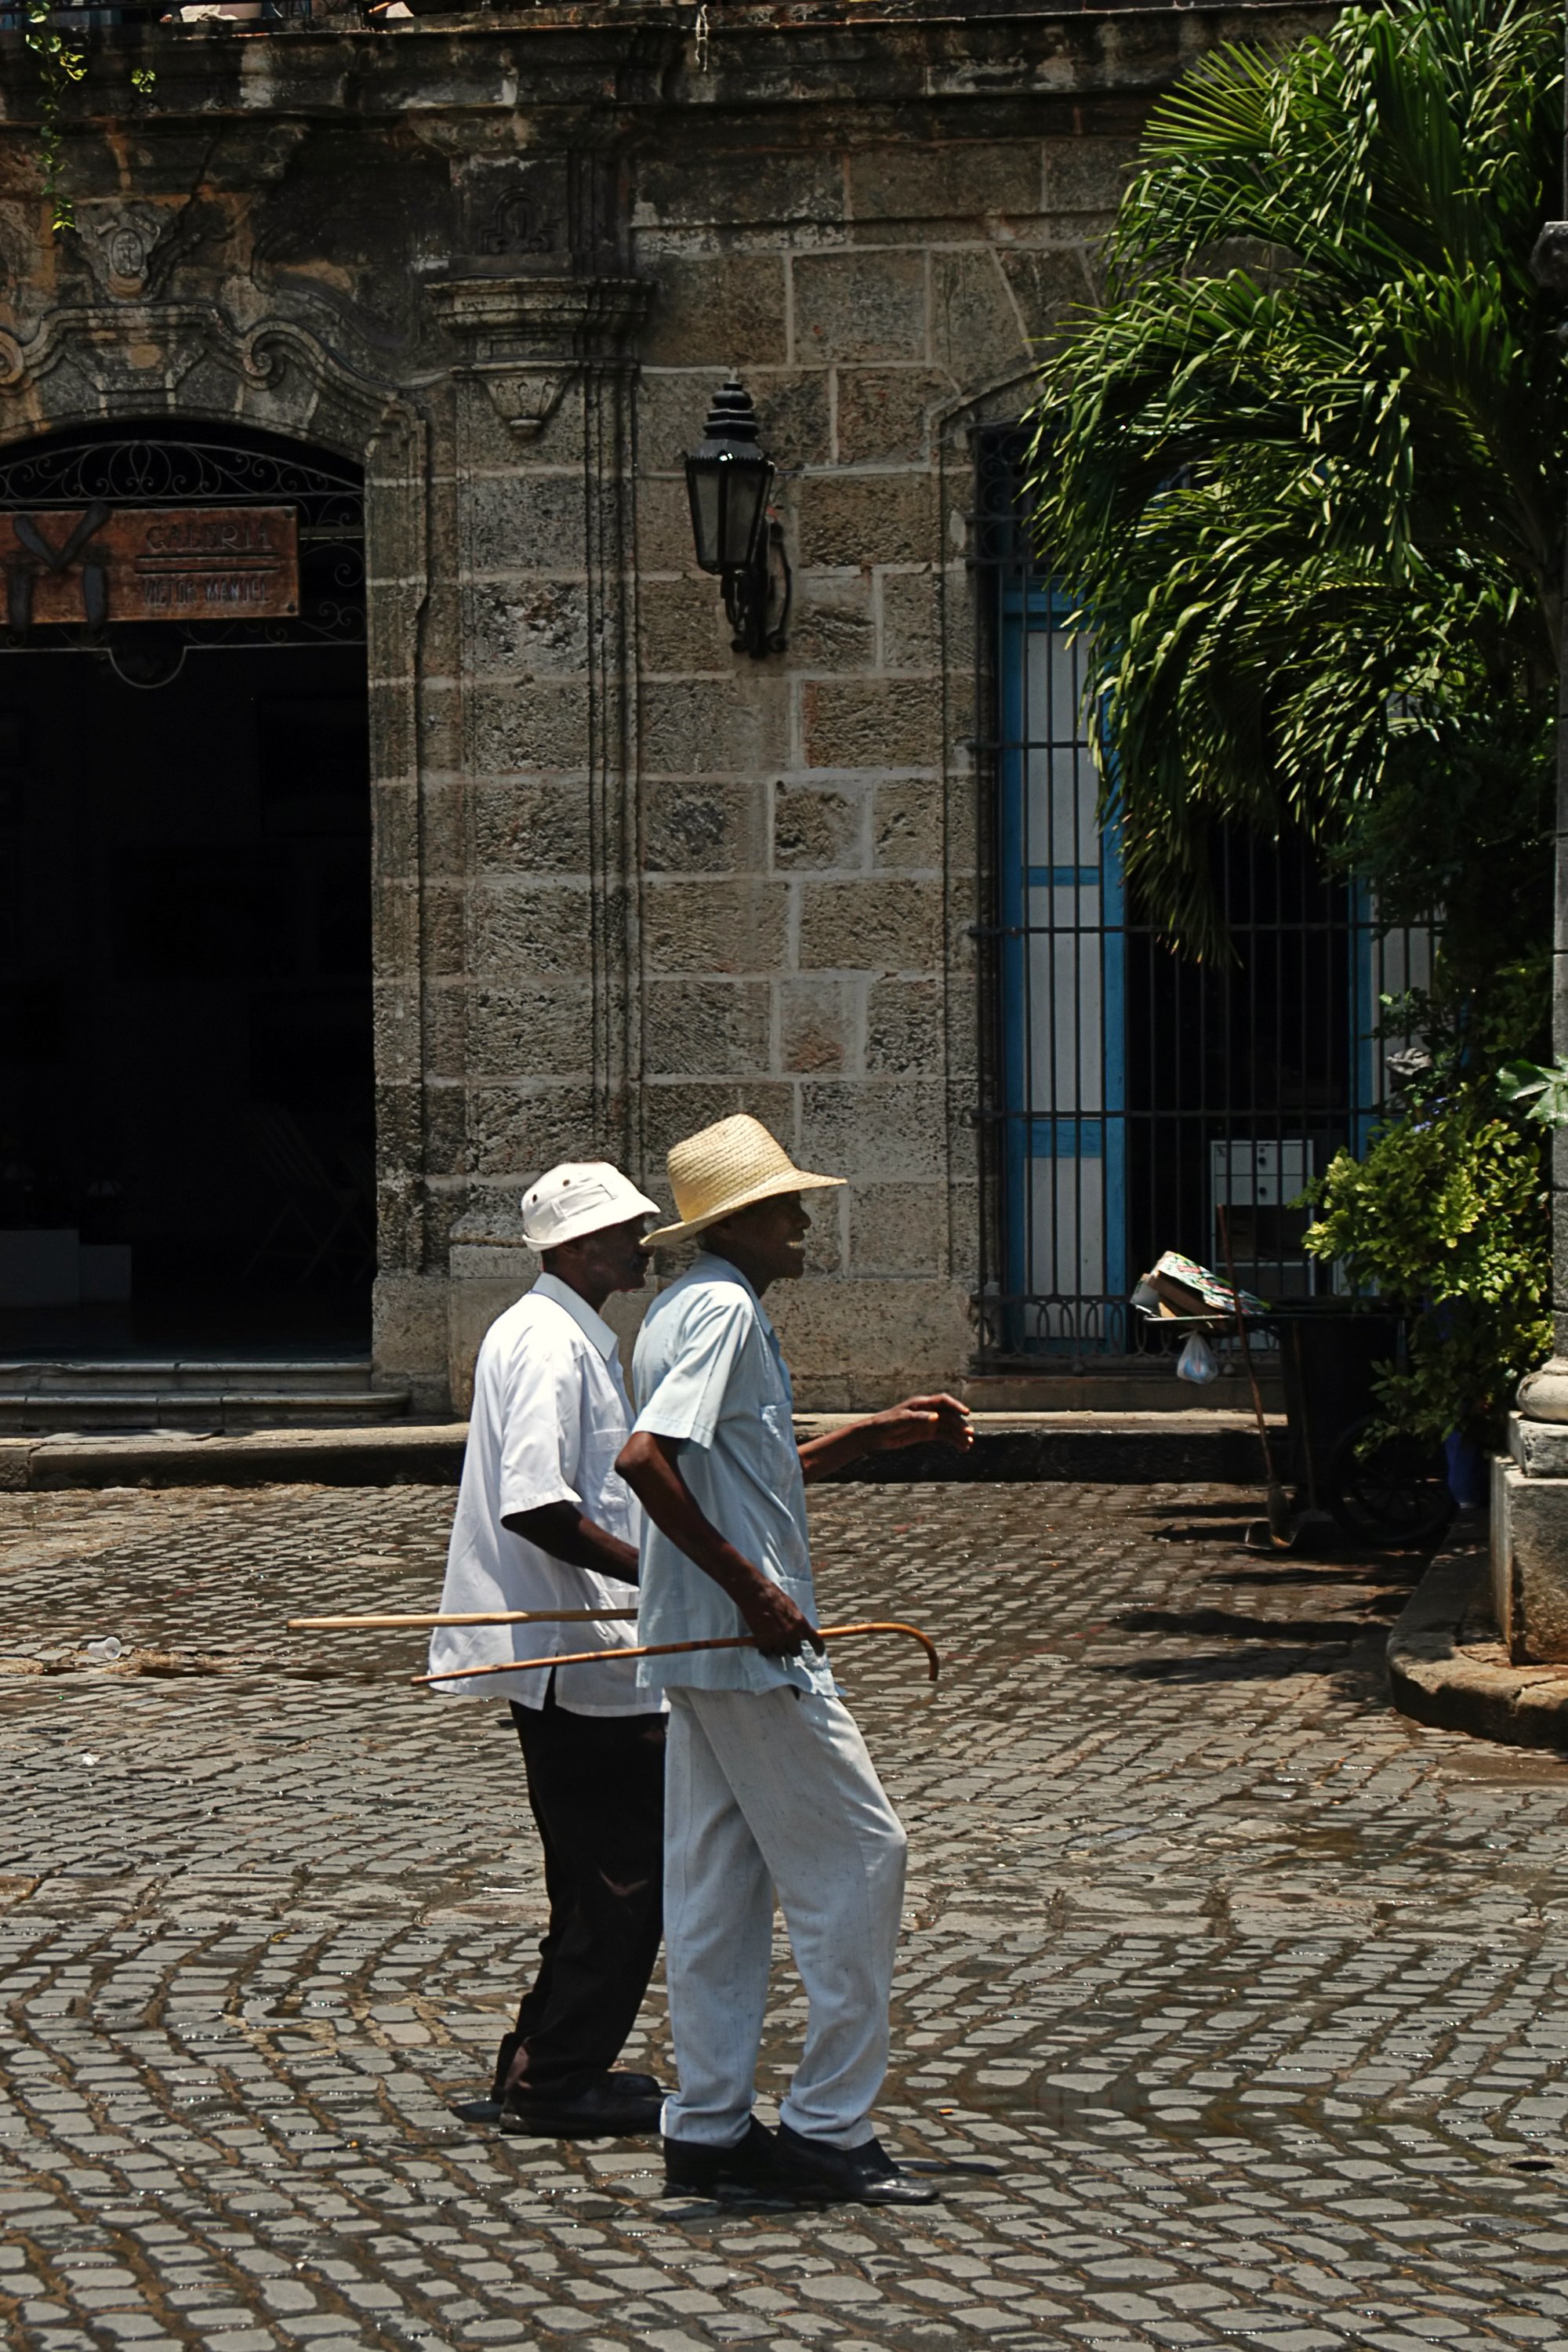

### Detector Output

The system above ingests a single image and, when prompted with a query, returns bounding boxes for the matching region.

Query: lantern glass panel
[720,456,769,569]
[686,460,724,575]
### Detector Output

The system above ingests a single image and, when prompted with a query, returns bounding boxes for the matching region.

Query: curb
[0,1411,1276,1493]
[0,1424,471,1493]
[1388,1530,1568,1749]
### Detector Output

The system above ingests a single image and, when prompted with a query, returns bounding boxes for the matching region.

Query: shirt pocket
[578,1428,631,1526]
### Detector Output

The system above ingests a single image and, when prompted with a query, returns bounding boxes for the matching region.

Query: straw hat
[642,1113,844,1249]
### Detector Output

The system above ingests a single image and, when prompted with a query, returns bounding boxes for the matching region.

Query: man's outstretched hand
[794,1392,974,1485]
[864,1394,974,1454]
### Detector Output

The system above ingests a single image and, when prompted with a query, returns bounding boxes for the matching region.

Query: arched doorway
[0,422,375,1361]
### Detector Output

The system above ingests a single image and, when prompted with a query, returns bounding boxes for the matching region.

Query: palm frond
[1026,0,1563,954]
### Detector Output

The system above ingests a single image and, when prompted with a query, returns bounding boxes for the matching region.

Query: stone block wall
[625,127,1133,1405]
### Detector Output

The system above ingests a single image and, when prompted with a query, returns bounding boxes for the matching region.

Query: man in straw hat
[616,1113,971,2203]
[428,1160,669,2142]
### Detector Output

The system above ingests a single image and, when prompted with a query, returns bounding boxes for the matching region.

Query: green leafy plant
[24,0,86,236]
[1026,0,1563,973]
[1497,1055,1568,1126]
[1301,1019,1552,1444]
[20,13,152,241]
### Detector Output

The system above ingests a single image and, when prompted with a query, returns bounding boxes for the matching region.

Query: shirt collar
[531,1271,619,1362]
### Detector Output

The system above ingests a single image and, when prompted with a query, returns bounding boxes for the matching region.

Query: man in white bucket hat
[616,1113,971,2203]
[428,1160,667,2141]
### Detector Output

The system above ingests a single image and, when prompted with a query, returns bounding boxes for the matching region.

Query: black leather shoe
[499,2079,662,2139]
[463,2071,662,2126]
[603,2070,662,2100]
[664,2116,782,2196]
[771,2122,939,2205]
[490,2032,523,2105]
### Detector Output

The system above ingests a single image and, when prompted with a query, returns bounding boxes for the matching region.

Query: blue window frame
[998,580,1127,1352]
[991,563,1432,1356]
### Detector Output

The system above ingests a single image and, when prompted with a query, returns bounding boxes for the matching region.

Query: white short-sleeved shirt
[426,1272,664,1716]
[630,1252,833,1699]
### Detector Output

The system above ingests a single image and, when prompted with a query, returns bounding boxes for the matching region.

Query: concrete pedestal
[1491,1413,1568,1661]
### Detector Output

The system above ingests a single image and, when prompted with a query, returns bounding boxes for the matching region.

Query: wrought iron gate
[0,423,364,651]
[973,427,1430,1362]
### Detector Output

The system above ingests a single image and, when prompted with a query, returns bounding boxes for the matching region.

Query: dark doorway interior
[0,432,373,1356]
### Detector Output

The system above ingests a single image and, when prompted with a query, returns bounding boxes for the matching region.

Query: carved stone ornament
[478,188,554,262]
[0,299,428,479]
[424,275,648,441]
[83,205,172,301]
[469,368,573,441]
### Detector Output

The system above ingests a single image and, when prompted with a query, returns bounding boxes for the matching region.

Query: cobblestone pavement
[4,1479,1568,2352]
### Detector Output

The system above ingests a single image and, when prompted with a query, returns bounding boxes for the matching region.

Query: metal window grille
[971,426,1431,1364]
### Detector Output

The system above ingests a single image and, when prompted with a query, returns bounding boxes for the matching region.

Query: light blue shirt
[631,1253,833,1697]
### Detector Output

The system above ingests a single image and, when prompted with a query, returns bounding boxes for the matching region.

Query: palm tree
[1029,0,1564,987]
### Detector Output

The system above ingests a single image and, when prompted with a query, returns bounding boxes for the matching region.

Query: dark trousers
[492,1679,666,2102]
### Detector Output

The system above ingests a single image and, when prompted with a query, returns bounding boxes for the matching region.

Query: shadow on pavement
[1112,1606,1392,1643]
[1099,1645,1385,1686]
[1216,1560,1423,1588]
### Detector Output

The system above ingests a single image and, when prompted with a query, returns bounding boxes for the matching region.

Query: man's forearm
[798,1394,974,1483]
[502,1501,639,1584]
[615,1429,822,1656]
[797,1421,883,1484]
[613,1434,764,1602]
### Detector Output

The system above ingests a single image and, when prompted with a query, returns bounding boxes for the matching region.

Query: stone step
[0,1356,377,1395]
[0,1360,411,1436]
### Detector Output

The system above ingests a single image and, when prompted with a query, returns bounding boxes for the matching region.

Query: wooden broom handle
[1217,1201,1279,1485]
[409,1621,941,1686]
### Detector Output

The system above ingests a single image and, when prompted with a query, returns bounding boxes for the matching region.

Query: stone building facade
[0,0,1328,1413]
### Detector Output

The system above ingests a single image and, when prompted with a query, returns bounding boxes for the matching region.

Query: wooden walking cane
[287,1609,629,1632]
[408,1621,942,1686]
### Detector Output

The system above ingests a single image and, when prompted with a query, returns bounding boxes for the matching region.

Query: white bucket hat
[520,1161,660,1253]
[642,1113,844,1250]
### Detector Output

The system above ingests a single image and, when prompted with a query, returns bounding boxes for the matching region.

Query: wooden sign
[0,504,299,627]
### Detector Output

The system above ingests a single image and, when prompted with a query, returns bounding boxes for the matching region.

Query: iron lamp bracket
[720,514,791,659]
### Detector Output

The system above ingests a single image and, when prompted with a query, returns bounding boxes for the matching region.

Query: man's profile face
[710,1190,811,1285]
[556,1215,649,1298]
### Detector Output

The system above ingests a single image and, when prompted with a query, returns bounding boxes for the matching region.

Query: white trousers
[661,1685,908,2149]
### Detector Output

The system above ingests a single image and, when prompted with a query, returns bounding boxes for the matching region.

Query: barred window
[972,427,1430,1364]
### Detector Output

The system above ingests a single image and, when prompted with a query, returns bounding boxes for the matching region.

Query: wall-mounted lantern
[684,376,790,658]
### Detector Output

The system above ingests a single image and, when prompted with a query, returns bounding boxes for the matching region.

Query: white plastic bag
[1175,1332,1219,1385]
